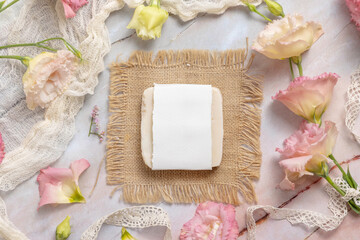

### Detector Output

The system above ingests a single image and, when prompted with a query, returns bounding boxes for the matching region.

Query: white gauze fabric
[0,0,125,238]
[125,0,262,21]
[152,84,212,170]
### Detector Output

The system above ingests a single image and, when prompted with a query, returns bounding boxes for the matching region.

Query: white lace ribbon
[245,178,360,240]
[346,65,360,144]
[81,206,172,240]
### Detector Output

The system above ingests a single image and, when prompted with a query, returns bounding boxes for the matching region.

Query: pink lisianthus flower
[276,121,338,190]
[61,0,89,19]
[345,0,360,30]
[180,202,239,240]
[0,132,4,164]
[273,73,339,124]
[37,159,90,208]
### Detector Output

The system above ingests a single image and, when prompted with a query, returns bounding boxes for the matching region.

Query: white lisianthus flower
[22,50,77,110]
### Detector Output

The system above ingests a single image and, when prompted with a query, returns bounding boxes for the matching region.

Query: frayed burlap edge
[106,49,263,205]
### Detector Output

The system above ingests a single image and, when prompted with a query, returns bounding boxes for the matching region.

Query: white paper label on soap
[152,84,213,170]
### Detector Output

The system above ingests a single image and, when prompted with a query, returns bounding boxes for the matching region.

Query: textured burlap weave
[107,49,263,205]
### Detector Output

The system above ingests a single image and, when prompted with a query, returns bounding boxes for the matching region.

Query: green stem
[253,9,272,22]
[0,55,24,61]
[324,175,346,196]
[329,154,348,179]
[0,55,30,66]
[39,37,82,59]
[0,43,57,52]
[289,58,295,80]
[89,132,103,138]
[88,118,93,137]
[0,37,81,59]
[0,0,19,13]
[296,62,303,76]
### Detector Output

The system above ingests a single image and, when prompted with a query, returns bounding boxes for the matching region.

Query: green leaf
[347,167,358,189]
[348,200,360,215]
[0,1,5,9]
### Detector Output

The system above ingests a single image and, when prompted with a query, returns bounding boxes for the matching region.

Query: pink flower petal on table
[278,172,296,191]
[37,159,90,208]
[38,183,71,208]
[70,158,90,184]
[0,132,4,164]
[37,167,73,196]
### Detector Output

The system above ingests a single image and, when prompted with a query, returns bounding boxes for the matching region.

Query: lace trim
[81,206,172,240]
[246,178,354,240]
[345,66,360,144]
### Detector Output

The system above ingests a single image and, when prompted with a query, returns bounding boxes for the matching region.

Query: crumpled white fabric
[246,177,358,240]
[125,0,262,21]
[345,65,360,144]
[81,206,172,240]
[0,0,263,238]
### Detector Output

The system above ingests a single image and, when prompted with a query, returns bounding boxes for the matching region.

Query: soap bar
[141,87,223,169]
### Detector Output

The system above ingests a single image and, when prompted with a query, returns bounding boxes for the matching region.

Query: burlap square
[107,49,262,205]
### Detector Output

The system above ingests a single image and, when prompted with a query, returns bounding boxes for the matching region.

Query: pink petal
[346,0,360,30]
[70,158,90,184]
[38,183,71,208]
[272,73,338,123]
[273,85,324,121]
[278,173,296,190]
[61,1,76,18]
[0,132,5,164]
[61,0,88,19]
[180,202,238,240]
[37,167,73,196]
[279,155,313,177]
[309,121,338,156]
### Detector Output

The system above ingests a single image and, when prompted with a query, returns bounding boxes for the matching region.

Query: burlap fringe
[107,49,263,205]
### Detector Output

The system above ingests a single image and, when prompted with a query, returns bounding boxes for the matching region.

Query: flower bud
[305,154,329,177]
[264,0,285,17]
[56,216,71,240]
[21,57,32,67]
[121,227,137,240]
[291,55,302,65]
[127,1,168,40]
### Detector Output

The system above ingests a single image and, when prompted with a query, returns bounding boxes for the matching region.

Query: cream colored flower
[22,50,77,110]
[252,14,324,59]
[127,0,168,40]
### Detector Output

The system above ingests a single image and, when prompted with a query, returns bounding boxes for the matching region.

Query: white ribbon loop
[81,206,172,240]
[245,177,357,240]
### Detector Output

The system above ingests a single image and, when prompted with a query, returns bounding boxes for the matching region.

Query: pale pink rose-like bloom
[277,121,338,190]
[37,158,90,208]
[252,14,324,59]
[180,201,239,240]
[345,0,360,30]
[0,132,4,164]
[273,73,339,124]
[61,0,89,19]
[22,50,77,110]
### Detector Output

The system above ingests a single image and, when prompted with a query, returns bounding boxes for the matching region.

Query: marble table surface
[2,0,360,239]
